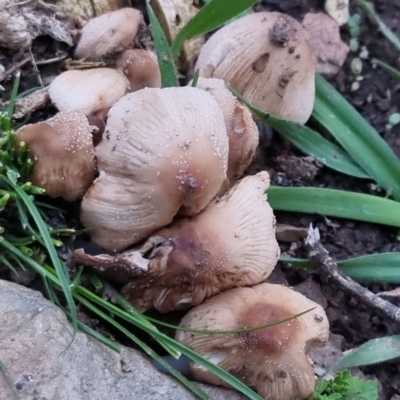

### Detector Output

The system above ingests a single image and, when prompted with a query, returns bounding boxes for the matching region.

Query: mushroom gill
[74,172,279,312]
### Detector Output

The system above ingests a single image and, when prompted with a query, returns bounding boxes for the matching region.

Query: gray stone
[0,280,245,400]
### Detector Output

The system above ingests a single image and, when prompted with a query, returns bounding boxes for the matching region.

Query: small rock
[325,0,350,26]
[0,280,245,400]
[302,12,350,76]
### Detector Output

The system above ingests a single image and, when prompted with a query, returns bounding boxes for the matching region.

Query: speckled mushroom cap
[74,8,143,60]
[80,86,229,252]
[114,171,279,312]
[194,77,259,189]
[176,283,329,400]
[49,68,129,118]
[195,12,315,124]
[116,49,161,92]
[15,111,96,201]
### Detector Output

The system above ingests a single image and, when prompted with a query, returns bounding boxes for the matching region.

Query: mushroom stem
[73,248,149,280]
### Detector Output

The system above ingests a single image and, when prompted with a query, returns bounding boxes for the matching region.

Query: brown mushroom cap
[116,49,161,92]
[75,171,279,312]
[80,86,229,252]
[48,68,129,118]
[194,77,259,188]
[176,283,329,400]
[74,8,143,60]
[15,111,96,201]
[195,12,315,124]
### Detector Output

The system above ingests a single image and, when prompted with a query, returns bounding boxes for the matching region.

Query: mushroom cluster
[14,6,328,400]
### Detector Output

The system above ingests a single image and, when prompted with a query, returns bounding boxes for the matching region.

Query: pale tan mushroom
[116,49,161,91]
[194,77,259,189]
[176,283,329,400]
[74,8,143,60]
[195,12,315,124]
[80,86,229,252]
[75,172,279,312]
[15,111,96,201]
[48,68,129,119]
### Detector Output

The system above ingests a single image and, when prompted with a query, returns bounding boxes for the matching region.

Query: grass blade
[266,116,369,179]
[314,74,400,200]
[147,2,178,87]
[4,178,78,336]
[267,186,400,227]
[373,58,400,80]
[354,0,400,52]
[78,286,263,400]
[229,86,369,179]
[331,335,400,371]
[280,253,400,283]
[171,0,259,56]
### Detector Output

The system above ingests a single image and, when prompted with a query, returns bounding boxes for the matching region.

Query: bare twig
[305,225,400,324]
[0,56,31,83]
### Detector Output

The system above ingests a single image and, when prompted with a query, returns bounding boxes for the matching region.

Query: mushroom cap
[195,12,315,124]
[48,68,129,117]
[176,283,329,400]
[116,49,161,92]
[80,86,229,251]
[121,171,279,312]
[194,77,259,187]
[15,111,96,201]
[74,8,143,60]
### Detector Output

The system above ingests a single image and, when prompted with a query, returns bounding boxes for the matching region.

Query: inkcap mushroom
[116,49,161,91]
[74,8,143,60]
[195,12,315,124]
[75,172,280,312]
[15,111,96,201]
[176,283,329,400]
[48,68,129,119]
[194,77,259,188]
[80,86,229,251]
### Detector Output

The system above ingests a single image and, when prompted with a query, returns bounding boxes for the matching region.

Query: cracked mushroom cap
[74,171,278,311]
[176,283,329,400]
[195,12,315,124]
[116,49,161,92]
[49,68,129,119]
[194,77,259,188]
[74,8,143,60]
[15,111,96,201]
[80,86,229,252]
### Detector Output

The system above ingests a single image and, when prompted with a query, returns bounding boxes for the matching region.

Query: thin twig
[0,56,31,83]
[305,225,400,324]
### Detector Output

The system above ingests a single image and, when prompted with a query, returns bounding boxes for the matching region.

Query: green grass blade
[266,116,369,179]
[229,86,369,179]
[314,74,400,200]
[78,286,263,400]
[147,2,178,87]
[268,186,400,227]
[280,253,400,283]
[75,293,210,400]
[4,72,21,119]
[4,178,78,336]
[354,0,400,52]
[373,59,400,80]
[171,0,259,56]
[331,335,400,371]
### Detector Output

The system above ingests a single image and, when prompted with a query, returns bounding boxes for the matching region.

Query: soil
[1,0,400,399]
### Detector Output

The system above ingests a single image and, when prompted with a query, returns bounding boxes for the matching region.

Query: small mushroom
[194,77,259,188]
[74,8,143,60]
[75,172,279,312]
[176,283,329,400]
[48,68,129,119]
[116,49,161,91]
[80,86,229,251]
[15,111,96,201]
[195,12,315,124]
